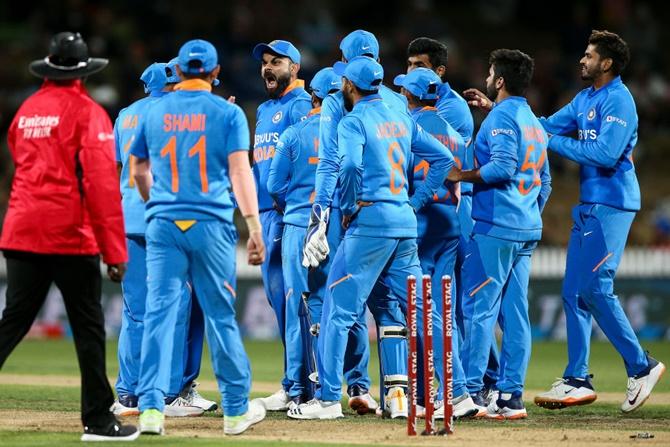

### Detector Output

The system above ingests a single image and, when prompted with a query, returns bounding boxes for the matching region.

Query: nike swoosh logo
[465,253,472,259]
[331,81,339,85]
[628,388,642,405]
[273,237,282,242]
[188,52,203,57]
[362,46,370,50]
[584,231,593,236]
[373,71,382,76]
[577,113,584,117]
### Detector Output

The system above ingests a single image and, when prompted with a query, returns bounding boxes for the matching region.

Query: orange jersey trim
[174,79,212,92]
[281,79,305,97]
[308,107,321,117]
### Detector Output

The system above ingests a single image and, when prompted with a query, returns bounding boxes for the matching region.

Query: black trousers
[0,251,114,428]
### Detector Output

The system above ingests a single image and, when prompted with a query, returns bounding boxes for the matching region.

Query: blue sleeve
[289,98,312,125]
[479,113,518,184]
[128,119,148,159]
[337,116,365,216]
[539,98,577,136]
[548,94,635,169]
[537,153,551,213]
[113,118,121,163]
[409,121,454,210]
[226,105,250,154]
[267,125,296,199]
[314,95,344,208]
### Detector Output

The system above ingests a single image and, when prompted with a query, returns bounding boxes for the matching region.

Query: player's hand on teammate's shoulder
[227,96,236,104]
[107,263,127,282]
[463,88,493,111]
[247,230,266,265]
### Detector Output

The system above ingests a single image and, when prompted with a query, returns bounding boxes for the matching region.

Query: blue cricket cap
[310,67,341,99]
[252,39,301,64]
[177,39,218,75]
[339,29,379,61]
[168,55,219,86]
[140,62,168,94]
[393,68,441,100]
[333,56,383,92]
[165,58,181,84]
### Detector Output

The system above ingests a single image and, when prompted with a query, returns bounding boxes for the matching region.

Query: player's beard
[580,63,601,83]
[485,80,499,103]
[343,88,354,112]
[265,70,291,99]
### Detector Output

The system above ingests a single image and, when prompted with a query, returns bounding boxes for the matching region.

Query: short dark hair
[407,37,448,74]
[489,49,534,97]
[352,79,381,97]
[588,29,630,75]
[405,92,437,108]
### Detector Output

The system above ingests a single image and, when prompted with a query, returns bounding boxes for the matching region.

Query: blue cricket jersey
[436,82,475,195]
[267,108,321,227]
[472,96,551,242]
[410,106,464,240]
[338,94,454,238]
[129,79,249,224]
[314,85,407,209]
[253,80,311,212]
[539,76,640,212]
[114,91,165,235]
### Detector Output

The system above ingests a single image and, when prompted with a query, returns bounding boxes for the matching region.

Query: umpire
[0,32,138,441]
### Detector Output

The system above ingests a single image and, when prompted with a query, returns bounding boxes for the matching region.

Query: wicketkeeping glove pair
[302,204,330,268]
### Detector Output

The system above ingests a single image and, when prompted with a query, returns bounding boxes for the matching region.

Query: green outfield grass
[0,339,668,446]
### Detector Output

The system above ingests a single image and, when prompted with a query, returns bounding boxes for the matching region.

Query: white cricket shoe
[111,399,139,417]
[621,358,666,413]
[185,382,218,411]
[258,388,290,411]
[224,399,266,435]
[348,389,379,415]
[485,391,527,420]
[534,376,597,409]
[385,387,408,419]
[287,399,344,420]
[164,396,204,417]
[435,393,479,420]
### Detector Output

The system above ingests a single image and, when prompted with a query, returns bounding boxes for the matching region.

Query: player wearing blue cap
[452,49,551,419]
[394,67,478,420]
[302,29,408,417]
[112,61,213,419]
[289,56,454,420]
[407,38,501,399]
[528,30,665,412]
[130,39,266,436]
[267,67,341,407]
[251,39,312,412]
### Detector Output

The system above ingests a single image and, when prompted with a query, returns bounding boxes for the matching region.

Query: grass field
[0,339,668,446]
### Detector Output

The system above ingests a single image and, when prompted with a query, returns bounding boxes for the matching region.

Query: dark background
[0,0,668,246]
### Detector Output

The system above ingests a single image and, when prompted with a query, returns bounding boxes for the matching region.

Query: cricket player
[113,60,215,418]
[407,37,500,396]
[251,39,312,411]
[394,67,478,420]
[289,56,454,419]
[130,39,266,436]
[530,30,665,412]
[302,29,408,417]
[453,49,551,419]
[267,67,343,406]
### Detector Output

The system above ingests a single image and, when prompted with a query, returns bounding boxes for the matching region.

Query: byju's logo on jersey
[272,111,283,124]
[587,108,596,121]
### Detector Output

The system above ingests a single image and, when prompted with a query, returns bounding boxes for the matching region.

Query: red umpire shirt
[0,79,127,264]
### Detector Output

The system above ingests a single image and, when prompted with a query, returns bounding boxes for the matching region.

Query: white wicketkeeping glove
[302,204,330,268]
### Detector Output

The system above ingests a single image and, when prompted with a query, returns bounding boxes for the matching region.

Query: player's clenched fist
[247,229,266,265]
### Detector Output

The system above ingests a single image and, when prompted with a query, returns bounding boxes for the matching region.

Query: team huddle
[111,28,665,436]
